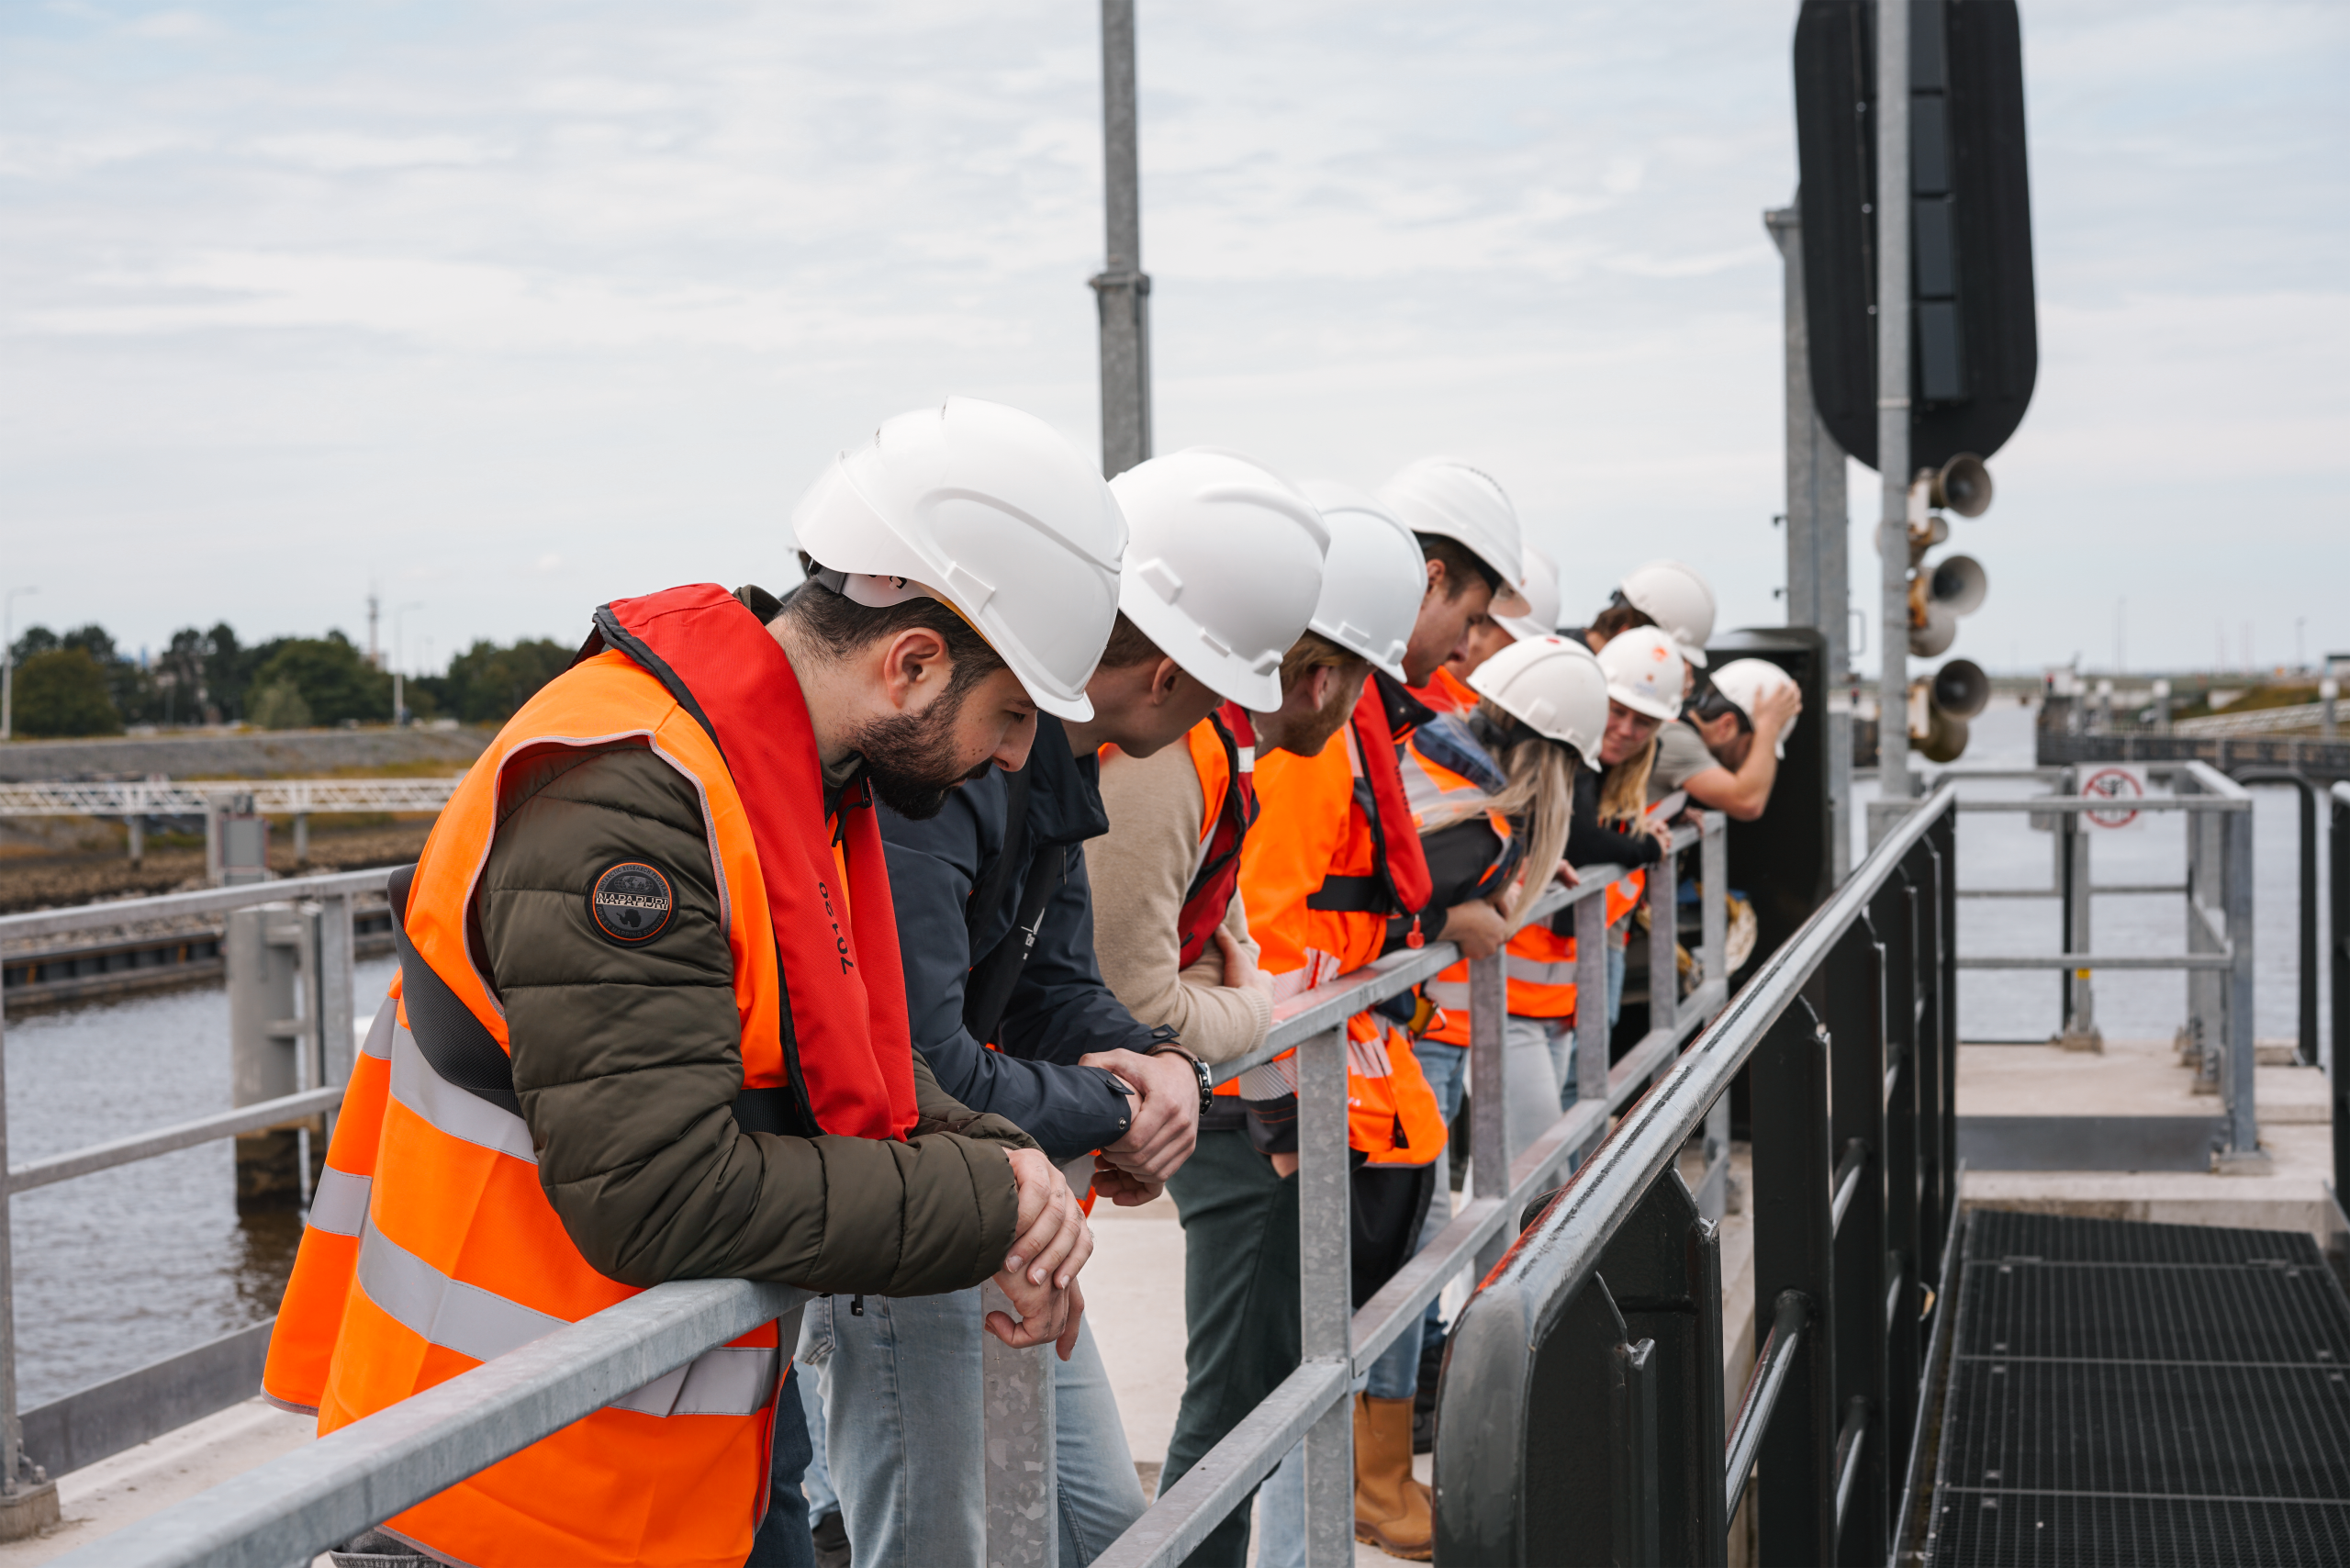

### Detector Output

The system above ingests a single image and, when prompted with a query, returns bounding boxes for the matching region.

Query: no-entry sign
[2079,766,2146,828]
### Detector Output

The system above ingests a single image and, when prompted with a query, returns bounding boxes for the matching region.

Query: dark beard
[847,694,982,821]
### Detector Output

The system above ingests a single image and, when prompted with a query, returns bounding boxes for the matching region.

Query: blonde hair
[1596,735,1656,826]
[1280,629,1367,694]
[1474,699,1582,929]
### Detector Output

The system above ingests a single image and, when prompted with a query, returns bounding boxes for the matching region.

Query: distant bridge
[0,777,463,818]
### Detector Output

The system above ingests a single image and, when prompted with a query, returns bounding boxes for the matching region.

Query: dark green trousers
[1160,1129,1301,1568]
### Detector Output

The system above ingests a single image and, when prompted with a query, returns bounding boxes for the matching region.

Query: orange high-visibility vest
[263,586,922,1568]
[1239,722,1449,1164]
[1412,665,1478,716]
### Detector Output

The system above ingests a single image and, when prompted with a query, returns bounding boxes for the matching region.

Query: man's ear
[1423,558,1448,600]
[878,626,953,710]
[1151,655,1185,704]
[1304,665,1336,711]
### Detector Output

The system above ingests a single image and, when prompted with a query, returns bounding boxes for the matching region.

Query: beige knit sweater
[1084,741,1272,1065]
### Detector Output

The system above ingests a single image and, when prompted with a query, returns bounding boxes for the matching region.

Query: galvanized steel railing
[1432,784,1961,1566]
[0,868,385,1506]
[30,814,1730,1565]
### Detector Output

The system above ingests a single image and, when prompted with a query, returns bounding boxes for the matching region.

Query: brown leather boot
[1353,1393,1435,1560]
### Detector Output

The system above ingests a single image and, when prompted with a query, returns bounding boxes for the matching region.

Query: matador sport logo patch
[589,861,675,944]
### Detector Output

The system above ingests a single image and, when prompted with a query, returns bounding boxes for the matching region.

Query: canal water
[0,702,2330,1412]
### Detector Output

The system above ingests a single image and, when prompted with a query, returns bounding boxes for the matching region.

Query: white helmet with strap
[1617,560,1717,668]
[1297,481,1425,681]
[1596,625,1686,721]
[790,397,1125,722]
[1464,633,1609,769]
[1379,458,1530,618]
[1707,658,1799,757]
[1492,541,1561,644]
[1110,449,1330,711]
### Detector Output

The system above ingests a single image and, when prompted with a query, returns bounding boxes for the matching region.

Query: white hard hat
[1379,458,1530,619]
[1707,658,1799,758]
[790,397,1125,722]
[1596,625,1686,722]
[1465,634,1609,769]
[1296,481,1424,681]
[1491,541,1561,644]
[1110,449,1330,711]
[1617,560,1717,668]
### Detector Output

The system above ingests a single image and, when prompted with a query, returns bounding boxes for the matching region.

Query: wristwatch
[1151,1044,1215,1116]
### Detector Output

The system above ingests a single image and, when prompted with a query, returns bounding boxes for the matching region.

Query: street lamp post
[391,602,424,726]
[1,588,39,742]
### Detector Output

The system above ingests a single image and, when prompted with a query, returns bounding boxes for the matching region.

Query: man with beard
[805,448,1329,1567]
[270,396,1118,1568]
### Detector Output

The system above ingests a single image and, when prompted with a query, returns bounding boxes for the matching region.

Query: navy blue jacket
[878,715,1161,1161]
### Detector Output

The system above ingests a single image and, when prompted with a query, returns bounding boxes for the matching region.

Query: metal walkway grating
[1927,1210,2350,1567]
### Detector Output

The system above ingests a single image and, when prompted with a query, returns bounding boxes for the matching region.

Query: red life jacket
[1305,673,1437,944]
[599,584,922,1139]
[1176,703,1259,969]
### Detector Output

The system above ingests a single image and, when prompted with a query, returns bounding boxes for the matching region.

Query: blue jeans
[1606,938,1627,1029]
[801,1289,1145,1566]
[744,1361,817,1567]
[794,1350,838,1521]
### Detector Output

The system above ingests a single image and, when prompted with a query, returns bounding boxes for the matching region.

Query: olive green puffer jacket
[474,741,1035,1296]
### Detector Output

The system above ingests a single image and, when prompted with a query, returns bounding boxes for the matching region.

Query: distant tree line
[5,622,573,738]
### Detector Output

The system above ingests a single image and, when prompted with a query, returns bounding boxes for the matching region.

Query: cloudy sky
[3,0,2344,677]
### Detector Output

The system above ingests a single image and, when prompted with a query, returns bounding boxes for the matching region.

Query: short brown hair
[1416,534,1505,601]
[1280,630,1366,695]
[1096,610,1166,670]
[1588,597,1655,644]
[779,564,1006,701]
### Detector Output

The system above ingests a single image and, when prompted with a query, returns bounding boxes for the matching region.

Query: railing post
[1649,838,1680,1042]
[1574,890,1610,1149]
[1817,911,1890,1563]
[315,894,357,1093]
[2331,785,2349,1212]
[2222,798,2262,1164]
[2059,798,2098,1048]
[1751,998,1837,1565]
[1296,1025,1353,1568]
[1700,815,1732,1225]
[982,1282,1058,1568]
[1468,953,1510,1278]
[0,980,57,1538]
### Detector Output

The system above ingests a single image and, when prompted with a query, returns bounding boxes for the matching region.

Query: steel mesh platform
[1927,1210,2350,1567]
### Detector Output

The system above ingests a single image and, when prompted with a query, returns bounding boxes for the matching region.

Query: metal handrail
[52,1277,807,1568]
[7,1086,347,1195]
[1100,814,1730,1568]
[0,866,393,945]
[1472,786,1950,1339]
[1210,837,1673,1084]
[1432,782,1960,1564]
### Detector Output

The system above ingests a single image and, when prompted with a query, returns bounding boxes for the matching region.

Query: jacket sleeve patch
[589,861,677,943]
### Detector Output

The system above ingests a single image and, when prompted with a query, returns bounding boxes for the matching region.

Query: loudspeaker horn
[1917,708,1972,763]
[1909,601,1958,658]
[1930,656,1991,721]
[1930,453,1992,517]
[1929,554,1988,617]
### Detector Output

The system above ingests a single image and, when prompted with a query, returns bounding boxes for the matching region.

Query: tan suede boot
[1353,1393,1435,1560]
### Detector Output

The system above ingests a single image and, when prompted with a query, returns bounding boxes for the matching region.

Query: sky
[2,0,2344,678]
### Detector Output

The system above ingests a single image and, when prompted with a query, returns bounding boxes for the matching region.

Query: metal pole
[1874,0,1914,807]
[1766,204,1853,883]
[1091,0,1152,479]
[982,1282,1059,1568]
[2222,801,2262,1163]
[0,969,17,1495]
[1296,1024,1353,1567]
[1468,954,1509,1279]
[1574,892,1610,1156]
